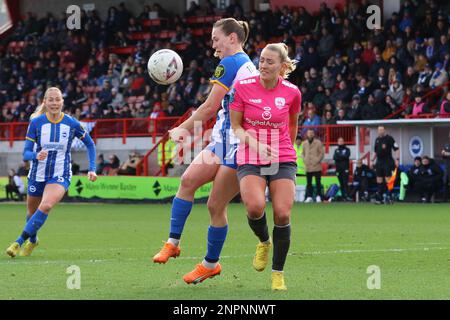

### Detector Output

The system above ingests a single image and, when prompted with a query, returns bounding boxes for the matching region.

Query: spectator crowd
[1,0,450,127]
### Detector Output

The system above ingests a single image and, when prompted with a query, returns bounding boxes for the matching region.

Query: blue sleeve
[210,56,238,90]
[23,139,36,161]
[81,133,96,172]
[72,118,96,172]
[25,119,37,143]
[72,118,87,140]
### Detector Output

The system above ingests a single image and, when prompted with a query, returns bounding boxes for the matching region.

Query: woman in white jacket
[386,80,405,106]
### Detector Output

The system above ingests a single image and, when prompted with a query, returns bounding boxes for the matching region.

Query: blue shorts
[205,141,238,169]
[27,177,71,197]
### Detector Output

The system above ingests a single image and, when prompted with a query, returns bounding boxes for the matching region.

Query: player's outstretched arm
[170,84,228,141]
[80,133,97,182]
[23,139,37,161]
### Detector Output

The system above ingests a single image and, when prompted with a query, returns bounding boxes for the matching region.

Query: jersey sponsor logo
[409,136,423,158]
[214,64,225,78]
[239,78,256,85]
[262,106,272,120]
[275,97,286,109]
[244,117,284,129]
[249,98,261,104]
[42,143,65,151]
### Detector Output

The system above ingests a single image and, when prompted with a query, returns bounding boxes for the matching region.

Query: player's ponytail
[213,18,249,45]
[238,20,249,44]
[265,43,297,79]
[30,87,63,119]
[30,102,46,119]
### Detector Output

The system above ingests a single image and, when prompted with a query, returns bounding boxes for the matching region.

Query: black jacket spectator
[333,144,351,172]
[417,157,444,202]
[408,157,422,190]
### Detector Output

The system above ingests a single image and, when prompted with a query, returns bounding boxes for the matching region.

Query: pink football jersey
[230,76,301,165]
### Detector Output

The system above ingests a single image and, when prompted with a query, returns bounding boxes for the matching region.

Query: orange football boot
[183,263,222,284]
[153,242,180,264]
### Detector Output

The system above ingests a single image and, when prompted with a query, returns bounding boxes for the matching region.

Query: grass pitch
[0,202,449,300]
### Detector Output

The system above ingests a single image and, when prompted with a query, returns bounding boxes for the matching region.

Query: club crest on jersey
[275,97,285,109]
[262,106,272,120]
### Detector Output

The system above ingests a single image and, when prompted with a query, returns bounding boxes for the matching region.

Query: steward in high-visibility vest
[158,139,176,168]
[294,138,305,175]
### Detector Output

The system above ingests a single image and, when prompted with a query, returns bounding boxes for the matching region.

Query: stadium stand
[1,1,450,126]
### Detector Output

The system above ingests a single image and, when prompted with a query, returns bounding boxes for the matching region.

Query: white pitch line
[0,246,448,266]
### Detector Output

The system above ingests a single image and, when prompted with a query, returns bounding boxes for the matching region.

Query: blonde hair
[30,87,63,119]
[264,43,297,79]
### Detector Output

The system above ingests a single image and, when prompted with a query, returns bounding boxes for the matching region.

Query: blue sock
[169,197,193,239]
[205,225,228,263]
[26,216,38,244]
[16,210,48,246]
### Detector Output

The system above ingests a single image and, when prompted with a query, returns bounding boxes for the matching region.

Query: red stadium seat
[141,18,166,27]
[192,28,204,36]
[159,30,169,39]
[174,42,188,51]
[185,16,197,25]
[128,32,152,41]
[204,16,215,23]
[293,35,305,44]
[109,46,137,55]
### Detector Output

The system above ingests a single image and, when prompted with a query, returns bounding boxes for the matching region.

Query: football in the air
[147,49,183,85]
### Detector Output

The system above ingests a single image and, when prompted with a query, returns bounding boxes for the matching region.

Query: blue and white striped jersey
[210,52,258,144]
[25,113,90,182]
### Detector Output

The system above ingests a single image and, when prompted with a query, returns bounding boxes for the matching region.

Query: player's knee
[38,201,54,213]
[244,201,265,219]
[179,173,199,192]
[273,204,292,216]
[274,213,290,226]
[207,197,224,215]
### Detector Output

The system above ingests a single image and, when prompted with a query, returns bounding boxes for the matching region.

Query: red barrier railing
[385,80,450,119]
[298,125,356,153]
[0,117,181,147]
[405,113,450,119]
[0,122,28,147]
[136,108,197,176]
